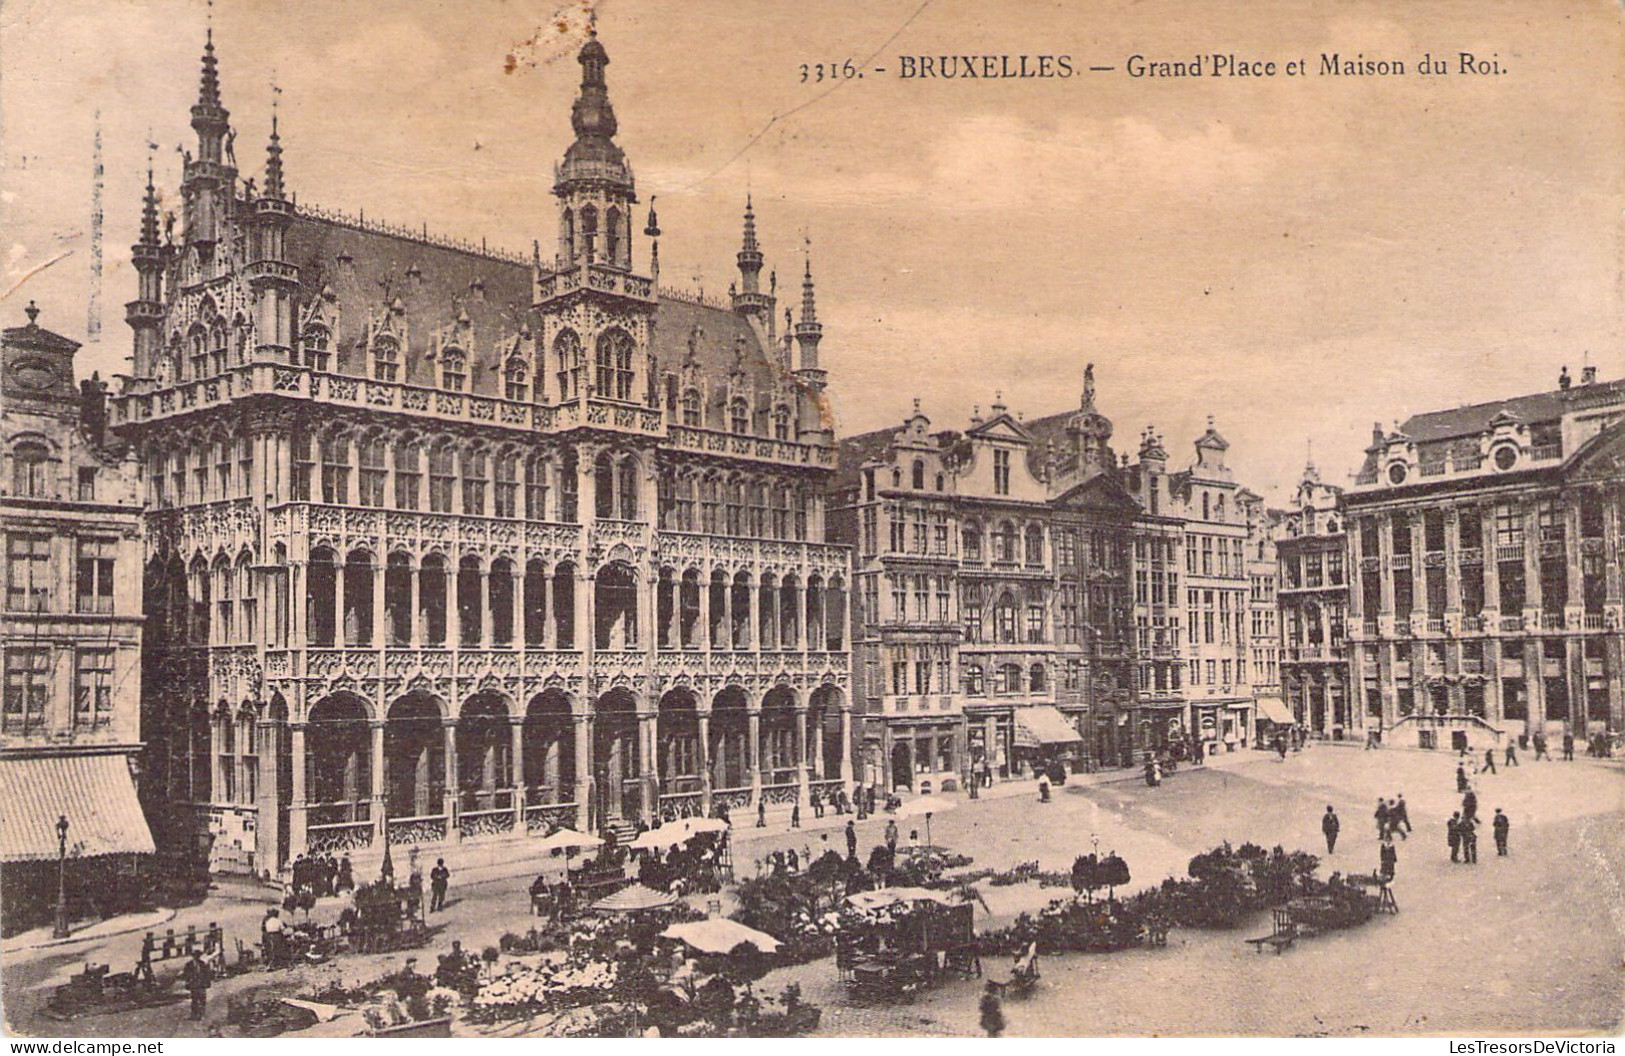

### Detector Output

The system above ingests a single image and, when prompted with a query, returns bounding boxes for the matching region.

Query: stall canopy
[0,753,155,863]
[1013,706,1084,748]
[661,918,781,955]
[592,883,677,914]
[1254,697,1294,726]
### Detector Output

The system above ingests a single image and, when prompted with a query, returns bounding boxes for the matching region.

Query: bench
[1244,909,1298,954]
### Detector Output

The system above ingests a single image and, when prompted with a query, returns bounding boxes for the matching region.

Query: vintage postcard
[1,0,1622,1042]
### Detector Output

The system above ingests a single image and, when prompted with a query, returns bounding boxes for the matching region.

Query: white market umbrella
[661,918,781,956]
[538,827,604,871]
[593,883,677,914]
[629,828,688,853]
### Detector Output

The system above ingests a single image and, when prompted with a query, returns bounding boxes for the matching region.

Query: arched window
[935,473,945,492]
[1025,524,1044,565]
[11,440,49,498]
[963,663,985,695]
[457,556,482,646]
[605,206,622,266]
[994,593,1018,643]
[494,450,519,517]
[912,460,925,490]
[1029,663,1047,694]
[681,389,702,426]
[394,438,421,510]
[994,521,1016,563]
[998,662,1022,695]
[579,205,599,260]
[618,456,639,521]
[525,455,549,520]
[555,329,583,401]
[373,336,400,382]
[301,324,331,372]
[462,448,488,515]
[320,432,350,505]
[358,434,387,507]
[188,325,207,379]
[441,347,467,392]
[290,433,312,501]
[504,357,529,402]
[561,208,575,261]
[209,319,228,376]
[962,523,982,561]
[594,451,615,519]
[891,467,902,488]
[428,443,456,513]
[773,405,790,441]
[595,329,635,401]
[730,399,750,435]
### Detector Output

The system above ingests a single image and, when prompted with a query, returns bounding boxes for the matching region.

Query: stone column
[1377,514,1395,623]
[1481,511,1501,620]
[697,710,713,815]
[747,706,762,803]
[289,723,308,861]
[370,720,386,841]
[408,559,422,648]
[639,710,658,822]
[1523,503,1543,614]
[511,718,526,828]
[794,705,810,807]
[573,713,592,826]
[723,578,735,650]
[333,556,346,648]
[1444,506,1463,614]
[447,564,461,650]
[542,572,555,649]
[574,570,593,656]
[839,706,855,787]
[479,571,492,649]
[442,720,460,843]
[256,717,283,874]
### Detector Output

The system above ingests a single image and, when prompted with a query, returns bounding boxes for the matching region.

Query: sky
[3,0,1623,503]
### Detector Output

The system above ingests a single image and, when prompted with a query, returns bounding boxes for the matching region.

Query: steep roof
[834,424,908,492]
[284,211,787,406]
[1399,378,1625,443]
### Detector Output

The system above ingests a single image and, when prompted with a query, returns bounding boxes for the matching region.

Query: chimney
[80,373,108,447]
[1581,364,1597,385]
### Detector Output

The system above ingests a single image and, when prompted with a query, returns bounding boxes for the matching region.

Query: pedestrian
[182,948,212,1020]
[1460,815,1479,864]
[790,802,801,829]
[429,858,450,913]
[1374,797,1389,840]
[1483,748,1497,775]
[980,980,1005,1038]
[1562,731,1575,761]
[1193,740,1205,766]
[1379,837,1397,882]
[908,829,920,856]
[1492,808,1510,856]
[1038,772,1051,802]
[1393,794,1412,836]
[1447,812,1462,863]
[884,818,899,856]
[1456,764,1469,793]
[1505,741,1519,767]
[845,819,858,858]
[261,907,285,968]
[756,799,767,828]
[1384,798,1404,840]
[1322,805,1339,854]
[1533,732,1550,761]
[1462,788,1478,823]
[811,787,824,819]
[336,855,354,893]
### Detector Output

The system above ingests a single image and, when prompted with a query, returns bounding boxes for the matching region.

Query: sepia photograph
[1,0,1622,1041]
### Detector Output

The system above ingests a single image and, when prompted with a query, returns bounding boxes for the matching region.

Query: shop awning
[1013,706,1083,747]
[0,753,155,862]
[1254,697,1294,726]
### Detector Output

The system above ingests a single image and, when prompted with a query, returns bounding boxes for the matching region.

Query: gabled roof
[1399,378,1625,443]
[834,424,904,492]
[965,412,1034,444]
[1052,472,1140,516]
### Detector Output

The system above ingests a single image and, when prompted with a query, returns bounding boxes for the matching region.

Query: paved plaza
[3,746,1621,1038]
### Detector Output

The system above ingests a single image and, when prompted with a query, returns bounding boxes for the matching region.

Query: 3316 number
[799,60,862,83]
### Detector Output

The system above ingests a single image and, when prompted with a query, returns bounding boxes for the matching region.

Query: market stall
[834,888,978,1001]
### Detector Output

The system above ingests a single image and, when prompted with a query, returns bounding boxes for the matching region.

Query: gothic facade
[109,32,851,875]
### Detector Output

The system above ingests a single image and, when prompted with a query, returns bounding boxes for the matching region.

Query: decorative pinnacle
[198,27,222,110]
[139,159,160,245]
[264,108,284,199]
[742,195,758,254]
[643,196,660,238]
[798,251,818,328]
[25,301,39,325]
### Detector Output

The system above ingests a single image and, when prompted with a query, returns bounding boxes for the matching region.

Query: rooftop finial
[139,154,160,245]
[24,300,39,325]
[264,93,285,199]
[799,243,817,325]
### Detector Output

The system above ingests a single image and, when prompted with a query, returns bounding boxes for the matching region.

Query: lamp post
[53,814,70,939]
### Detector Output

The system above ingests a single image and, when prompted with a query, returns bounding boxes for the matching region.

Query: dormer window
[441,347,466,392]
[773,405,790,441]
[682,389,702,427]
[302,325,331,372]
[911,460,925,490]
[504,357,529,402]
[555,329,583,401]
[209,320,228,376]
[373,336,400,382]
[730,398,750,435]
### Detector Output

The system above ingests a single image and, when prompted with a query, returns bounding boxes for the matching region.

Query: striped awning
[1254,697,1295,726]
[1013,705,1083,747]
[0,753,155,862]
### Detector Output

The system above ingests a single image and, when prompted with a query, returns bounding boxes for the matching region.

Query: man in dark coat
[1392,794,1412,836]
[1492,808,1510,856]
[182,949,212,1020]
[1379,838,1397,882]
[1505,741,1519,766]
[1459,815,1479,864]
[1462,789,1478,823]
[1562,732,1575,761]
[845,819,858,858]
[1482,748,1497,775]
[1321,805,1340,854]
[1456,764,1469,792]
[429,858,451,913]
[1533,732,1550,760]
[1374,798,1389,839]
[1447,812,1462,863]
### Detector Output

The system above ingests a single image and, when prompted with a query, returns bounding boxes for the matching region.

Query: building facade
[2,303,153,931]
[1343,369,1625,749]
[109,31,852,875]
[1275,462,1352,739]
[1239,488,1286,744]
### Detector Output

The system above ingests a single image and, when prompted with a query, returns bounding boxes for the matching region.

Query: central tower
[537,30,657,407]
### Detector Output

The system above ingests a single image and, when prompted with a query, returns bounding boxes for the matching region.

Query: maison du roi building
[830,368,1279,793]
[1,305,155,932]
[106,31,854,875]
[1336,368,1625,750]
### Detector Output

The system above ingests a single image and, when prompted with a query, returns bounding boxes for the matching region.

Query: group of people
[635,832,728,895]
[1447,790,1511,863]
[288,852,355,900]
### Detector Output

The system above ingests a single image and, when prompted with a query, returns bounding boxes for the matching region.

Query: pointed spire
[263,108,285,199]
[735,194,764,297]
[199,26,222,110]
[799,253,817,327]
[139,158,160,246]
[742,195,759,254]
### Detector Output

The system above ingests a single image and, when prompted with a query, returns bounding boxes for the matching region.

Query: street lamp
[53,814,70,939]
[1090,832,1100,858]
